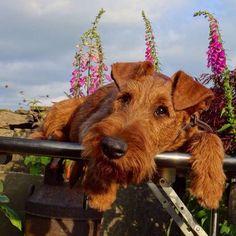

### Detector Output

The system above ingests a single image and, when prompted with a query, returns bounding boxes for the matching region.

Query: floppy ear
[172,70,214,113]
[111,61,154,88]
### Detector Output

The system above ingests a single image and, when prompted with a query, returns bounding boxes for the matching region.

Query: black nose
[101,136,128,159]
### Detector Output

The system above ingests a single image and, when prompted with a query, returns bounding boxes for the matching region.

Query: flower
[145,43,153,63]
[79,76,86,87]
[69,9,112,97]
[206,20,226,75]
[88,85,97,95]
[105,74,112,81]
[142,10,160,72]
[72,69,78,76]
[194,10,236,141]
[194,11,226,75]
[104,64,108,71]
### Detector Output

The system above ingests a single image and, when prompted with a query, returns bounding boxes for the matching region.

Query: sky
[0,0,236,110]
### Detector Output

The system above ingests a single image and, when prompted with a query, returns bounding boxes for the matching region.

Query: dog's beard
[82,127,156,186]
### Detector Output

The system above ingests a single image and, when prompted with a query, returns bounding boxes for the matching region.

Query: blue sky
[0,0,235,110]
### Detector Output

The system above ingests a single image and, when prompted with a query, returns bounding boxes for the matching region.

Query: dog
[31,61,226,211]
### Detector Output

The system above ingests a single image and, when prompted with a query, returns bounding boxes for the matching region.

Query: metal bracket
[147,178,208,236]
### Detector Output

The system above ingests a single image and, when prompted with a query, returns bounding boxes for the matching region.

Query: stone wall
[0,108,47,138]
[0,109,45,235]
[0,108,47,172]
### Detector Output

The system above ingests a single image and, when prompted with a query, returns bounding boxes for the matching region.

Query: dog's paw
[188,132,226,209]
[88,193,115,211]
[189,168,225,209]
[86,182,118,211]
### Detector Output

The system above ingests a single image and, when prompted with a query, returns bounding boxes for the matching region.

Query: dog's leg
[82,168,119,211]
[188,131,226,209]
[30,97,85,180]
[30,97,84,141]
[87,182,119,211]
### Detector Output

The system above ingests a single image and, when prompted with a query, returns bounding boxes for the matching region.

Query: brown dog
[31,61,225,211]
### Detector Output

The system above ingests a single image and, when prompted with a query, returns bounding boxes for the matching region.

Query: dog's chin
[83,136,155,184]
[92,151,153,185]
[90,154,124,181]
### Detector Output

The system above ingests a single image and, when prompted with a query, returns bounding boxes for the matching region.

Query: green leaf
[26,155,39,165]
[201,216,208,226]
[196,209,207,219]
[24,158,30,165]
[0,205,22,230]
[0,194,10,203]
[220,223,230,235]
[218,123,231,132]
[24,155,34,165]
[40,156,51,165]
[229,224,236,236]
[29,164,41,176]
[0,181,4,193]
[220,107,226,117]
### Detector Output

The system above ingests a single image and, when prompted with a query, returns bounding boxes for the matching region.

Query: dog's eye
[118,93,131,104]
[154,106,169,117]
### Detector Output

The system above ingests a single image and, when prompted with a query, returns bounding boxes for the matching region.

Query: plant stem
[223,68,236,139]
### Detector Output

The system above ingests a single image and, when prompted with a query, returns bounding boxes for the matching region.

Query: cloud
[103,0,189,25]
[0,0,236,110]
[26,0,71,16]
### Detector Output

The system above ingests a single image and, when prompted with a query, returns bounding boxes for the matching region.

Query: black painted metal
[25,184,102,219]
[0,136,235,171]
[0,152,12,164]
[25,184,102,236]
[0,135,234,236]
[0,136,83,159]
[209,209,218,236]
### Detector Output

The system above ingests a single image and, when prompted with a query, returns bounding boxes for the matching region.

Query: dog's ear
[111,61,154,88]
[171,70,214,113]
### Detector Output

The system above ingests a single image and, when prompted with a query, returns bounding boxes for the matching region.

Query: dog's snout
[101,136,128,159]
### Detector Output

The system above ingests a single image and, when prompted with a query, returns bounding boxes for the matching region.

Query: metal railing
[0,136,235,170]
[0,135,235,236]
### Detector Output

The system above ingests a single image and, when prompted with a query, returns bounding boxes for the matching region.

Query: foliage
[70,8,112,97]
[187,194,236,236]
[199,70,236,155]
[194,11,236,149]
[28,99,47,128]
[0,181,22,231]
[24,155,51,175]
[142,10,160,72]
[185,10,236,236]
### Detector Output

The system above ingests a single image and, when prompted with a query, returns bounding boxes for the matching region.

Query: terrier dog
[31,61,225,211]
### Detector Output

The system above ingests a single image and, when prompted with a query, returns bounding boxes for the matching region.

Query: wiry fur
[31,61,226,211]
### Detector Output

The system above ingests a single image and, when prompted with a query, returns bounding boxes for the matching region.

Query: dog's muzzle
[101,136,128,160]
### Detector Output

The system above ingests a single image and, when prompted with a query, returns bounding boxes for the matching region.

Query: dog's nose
[101,136,128,159]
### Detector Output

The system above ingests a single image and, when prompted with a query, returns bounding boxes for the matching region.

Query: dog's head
[82,61,214,185]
